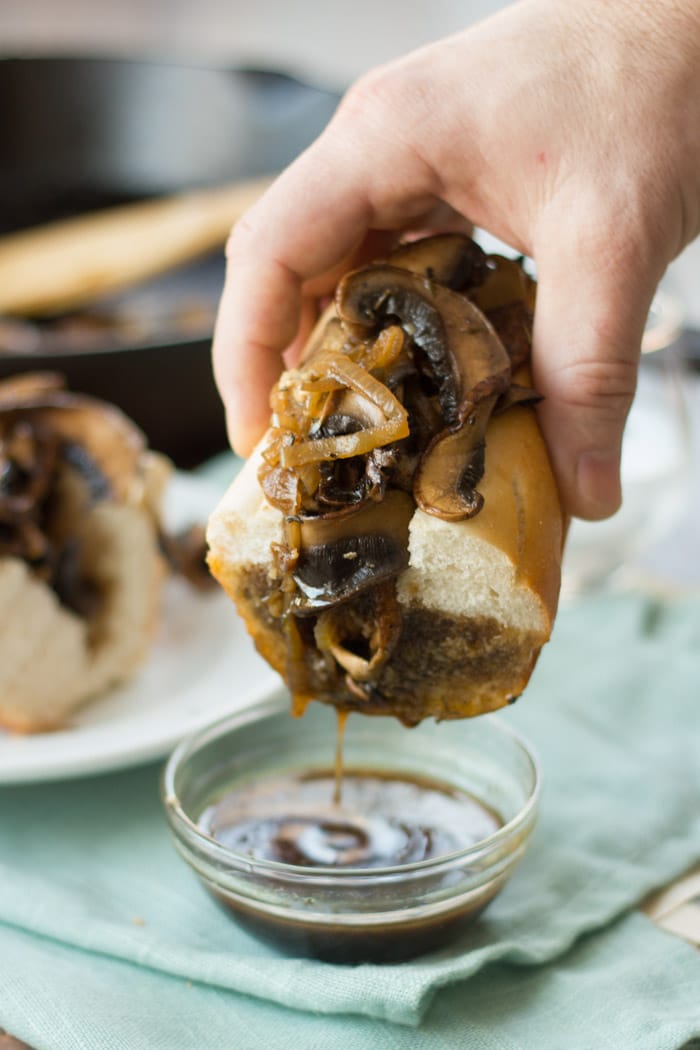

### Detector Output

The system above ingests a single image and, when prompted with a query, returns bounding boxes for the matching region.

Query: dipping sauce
[199,768,501,870]
[164,698,537,965]
[197,768,505,962]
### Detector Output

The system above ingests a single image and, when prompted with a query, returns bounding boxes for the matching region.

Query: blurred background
[1,0,699,592]
[2,1,505,82]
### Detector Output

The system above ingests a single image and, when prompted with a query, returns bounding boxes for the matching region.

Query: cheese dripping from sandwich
[255,234,542,720]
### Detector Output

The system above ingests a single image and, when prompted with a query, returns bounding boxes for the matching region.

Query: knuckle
[550,356,638,419]
[225,212,258,262]
[336,65,409,129]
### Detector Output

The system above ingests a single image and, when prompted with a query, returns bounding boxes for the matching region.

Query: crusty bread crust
[207,391,564,722]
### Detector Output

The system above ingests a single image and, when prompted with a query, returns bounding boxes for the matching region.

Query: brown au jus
[201,764,503,964]
[257,235,539,722]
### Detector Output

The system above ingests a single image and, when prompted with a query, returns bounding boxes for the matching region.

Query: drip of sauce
[199,768,501,870]
[333,710,348,805]
[290,691,311,719]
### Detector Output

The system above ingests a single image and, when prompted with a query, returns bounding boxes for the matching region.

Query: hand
[213,0,700,519]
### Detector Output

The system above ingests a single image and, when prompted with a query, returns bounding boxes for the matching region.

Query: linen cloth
[1,547,700,1046]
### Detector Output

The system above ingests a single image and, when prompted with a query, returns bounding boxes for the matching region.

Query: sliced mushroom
[389,233,488,290]
[0,415,61,571]
[414,392,500,520]
[494,383,543,415]
[291,490,413,613]
[364,444,399,501]
[0,417,59,518]
[337,265,510,427]
[485,301,533,369]
[337,265,512,519]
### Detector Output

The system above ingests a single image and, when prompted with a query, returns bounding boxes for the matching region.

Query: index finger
[212,147,371,455]
[212,113,441,455]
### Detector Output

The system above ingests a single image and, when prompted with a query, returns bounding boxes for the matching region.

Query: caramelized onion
[280,352,409,469]
[302,351,409,421]
[356,324,406,373]
[314,582,402,682]
[280,422,403,469]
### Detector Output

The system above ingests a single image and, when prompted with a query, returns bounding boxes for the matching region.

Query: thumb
[532,233,659,521]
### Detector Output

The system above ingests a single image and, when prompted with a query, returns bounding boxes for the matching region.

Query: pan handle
[0,175,273,317]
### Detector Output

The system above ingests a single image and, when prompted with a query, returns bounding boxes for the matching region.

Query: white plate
[0,472,279,784]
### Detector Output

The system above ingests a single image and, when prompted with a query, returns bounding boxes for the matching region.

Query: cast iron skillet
[0,57,340,465]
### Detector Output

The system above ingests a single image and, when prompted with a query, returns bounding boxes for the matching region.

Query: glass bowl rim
[161,690,541,880]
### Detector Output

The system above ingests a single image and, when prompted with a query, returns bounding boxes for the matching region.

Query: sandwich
[207,234,565,725]
[0,372,169,732]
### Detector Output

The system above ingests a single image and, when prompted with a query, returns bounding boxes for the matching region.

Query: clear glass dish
[161,692,539,963]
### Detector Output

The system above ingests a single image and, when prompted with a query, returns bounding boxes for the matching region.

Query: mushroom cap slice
[414,394,499,521]
[470,255,536,369]
[292,490,413,613]
[337,265,512,520]
[389,233,488,289]
[336,264,510,427]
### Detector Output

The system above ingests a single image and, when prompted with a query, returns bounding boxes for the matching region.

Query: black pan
[0,57,339,465]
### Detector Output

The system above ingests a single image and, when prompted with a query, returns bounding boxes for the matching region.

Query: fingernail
[575,451,622,520]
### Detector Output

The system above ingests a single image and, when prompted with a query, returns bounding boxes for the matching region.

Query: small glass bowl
[161,692,539,963]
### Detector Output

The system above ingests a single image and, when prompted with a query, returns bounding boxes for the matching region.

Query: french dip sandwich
[208,234,564,725]
[0,373,169,732]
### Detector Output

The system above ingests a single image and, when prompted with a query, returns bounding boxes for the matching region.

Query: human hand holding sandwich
[213,0,700,522]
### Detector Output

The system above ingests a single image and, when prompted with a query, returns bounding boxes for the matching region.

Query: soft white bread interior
[0,499,163,733]
[0,382,169,734]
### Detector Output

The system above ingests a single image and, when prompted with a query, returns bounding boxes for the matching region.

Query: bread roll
[208,235,565,724]
[0,374,168,732]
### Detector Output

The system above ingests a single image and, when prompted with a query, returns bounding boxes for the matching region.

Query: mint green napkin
[1,589,700,1047]
[1,912,698,1050]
